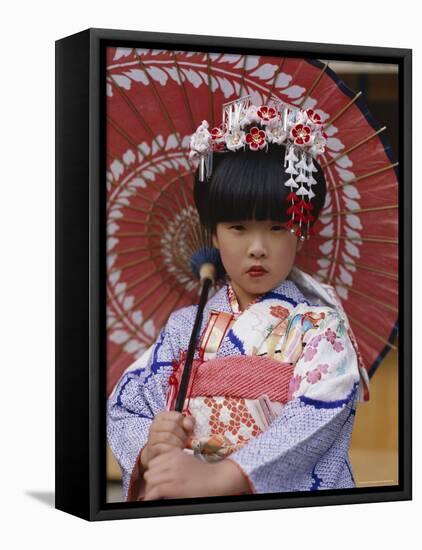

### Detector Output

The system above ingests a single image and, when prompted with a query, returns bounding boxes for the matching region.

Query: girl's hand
[143,449,251,500]
[143,449,219,500]
[141,411,195,470]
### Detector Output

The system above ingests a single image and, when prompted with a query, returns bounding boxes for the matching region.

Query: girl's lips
[248,271,267,278]
[247,266,268,274]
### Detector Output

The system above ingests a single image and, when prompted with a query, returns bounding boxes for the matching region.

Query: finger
[182,416,195,433]
[150,419,187,441]
[148,448,181,470]
[143,487,162,501]
[144,476,174,501]
[149,429,187,449]
[144,481,176,501]
[144,468,162,486]
[144,466,173,489]
[154,411,184,424]
[148,443,181,461]
[148,437,184,457]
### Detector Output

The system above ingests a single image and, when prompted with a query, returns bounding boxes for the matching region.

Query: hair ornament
[189,95,327,240]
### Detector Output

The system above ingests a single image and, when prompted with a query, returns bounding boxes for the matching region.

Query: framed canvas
[55,27,412,521]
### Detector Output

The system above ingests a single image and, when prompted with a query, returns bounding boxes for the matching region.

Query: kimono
[107,266,370,501]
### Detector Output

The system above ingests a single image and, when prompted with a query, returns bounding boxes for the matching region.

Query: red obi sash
[166,353,294,413]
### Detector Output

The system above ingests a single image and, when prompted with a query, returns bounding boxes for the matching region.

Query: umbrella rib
[107,120,187,215]
[107,114,190,216]
[113,168,199,223]
[265,57,286,103]
[109,239,194,281]
[140,172,198,221]
[112,265,167,298]
[297,250,398,280]
[309,266,397,312]
[311,234,398,244]
[110,278,188,339]
[297,61,329,108]
[107,149,120,162]
[324,91,363,130]
[111,200,150,216]
[345,313,398,351]
[110,225,196,280]
[111,265,166,297]
[156,166,201,252]
[206,53,214,128]
[329,162,399,191]
[107,113,143,150]
[156,178,200,252]
[321,127,388,169]
[303,266,397,312]
[107,75,195,217]
[109,192,200,260]
[110,213,164,230]
[200,225,213,251]
[110,200,199,253]
[109,244,161,258]
[114,231,181,238]
[167,216,198,259]
[109,249,161,274]
[131,50,196,170]
[109,252,164,277]
[110,201,172,228]
[191,214,203,252]
[112,215,167,233]
[107,74,156,142]
[107,273,176,334]
[319,204,399,218]
[171,178,202,252]
[171,50,196,132]
[148,175,197,238]
[238,55,249,98]
[329,282,398,313]
[108,179,175,218]
[170,223,198,272]
[109,70,194,174]
[290,59,305,85]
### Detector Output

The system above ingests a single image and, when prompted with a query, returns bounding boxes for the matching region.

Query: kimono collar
[226,277,308,316]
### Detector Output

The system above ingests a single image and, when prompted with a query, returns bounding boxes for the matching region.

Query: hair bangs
[193,144,327,234]
[210,156,290,226]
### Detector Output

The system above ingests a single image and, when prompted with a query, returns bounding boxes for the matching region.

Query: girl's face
[212,219,303,311]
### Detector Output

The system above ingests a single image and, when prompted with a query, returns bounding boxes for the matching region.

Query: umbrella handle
[174,277,212,412]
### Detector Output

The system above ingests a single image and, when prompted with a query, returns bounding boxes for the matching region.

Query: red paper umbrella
[105,47,398,395]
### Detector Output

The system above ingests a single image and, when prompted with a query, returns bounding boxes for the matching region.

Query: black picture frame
[55,27,412,521]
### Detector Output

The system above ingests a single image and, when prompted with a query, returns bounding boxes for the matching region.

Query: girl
[107,101,369,502]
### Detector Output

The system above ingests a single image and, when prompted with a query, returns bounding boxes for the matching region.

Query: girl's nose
[248,236,267,258]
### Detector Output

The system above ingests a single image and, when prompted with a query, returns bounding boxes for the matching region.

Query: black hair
[193,143,327,235]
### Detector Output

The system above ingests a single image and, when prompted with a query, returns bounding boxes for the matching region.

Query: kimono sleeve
[106,315,179,501]
[226,309,361,494]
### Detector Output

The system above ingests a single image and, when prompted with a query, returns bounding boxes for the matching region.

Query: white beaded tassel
[199,155,205,182]
[284,144,299,234]
[205,151,213,180]
[294,152,310,241]
[305,155,318,238]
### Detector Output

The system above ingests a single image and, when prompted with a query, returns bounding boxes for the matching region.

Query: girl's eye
[271,225,286,231]
[230,225,245,231]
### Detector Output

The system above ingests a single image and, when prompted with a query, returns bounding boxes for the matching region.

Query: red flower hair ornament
[189,95,327,241]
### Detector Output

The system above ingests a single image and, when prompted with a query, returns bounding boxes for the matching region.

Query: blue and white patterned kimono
[107,266,369,501]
